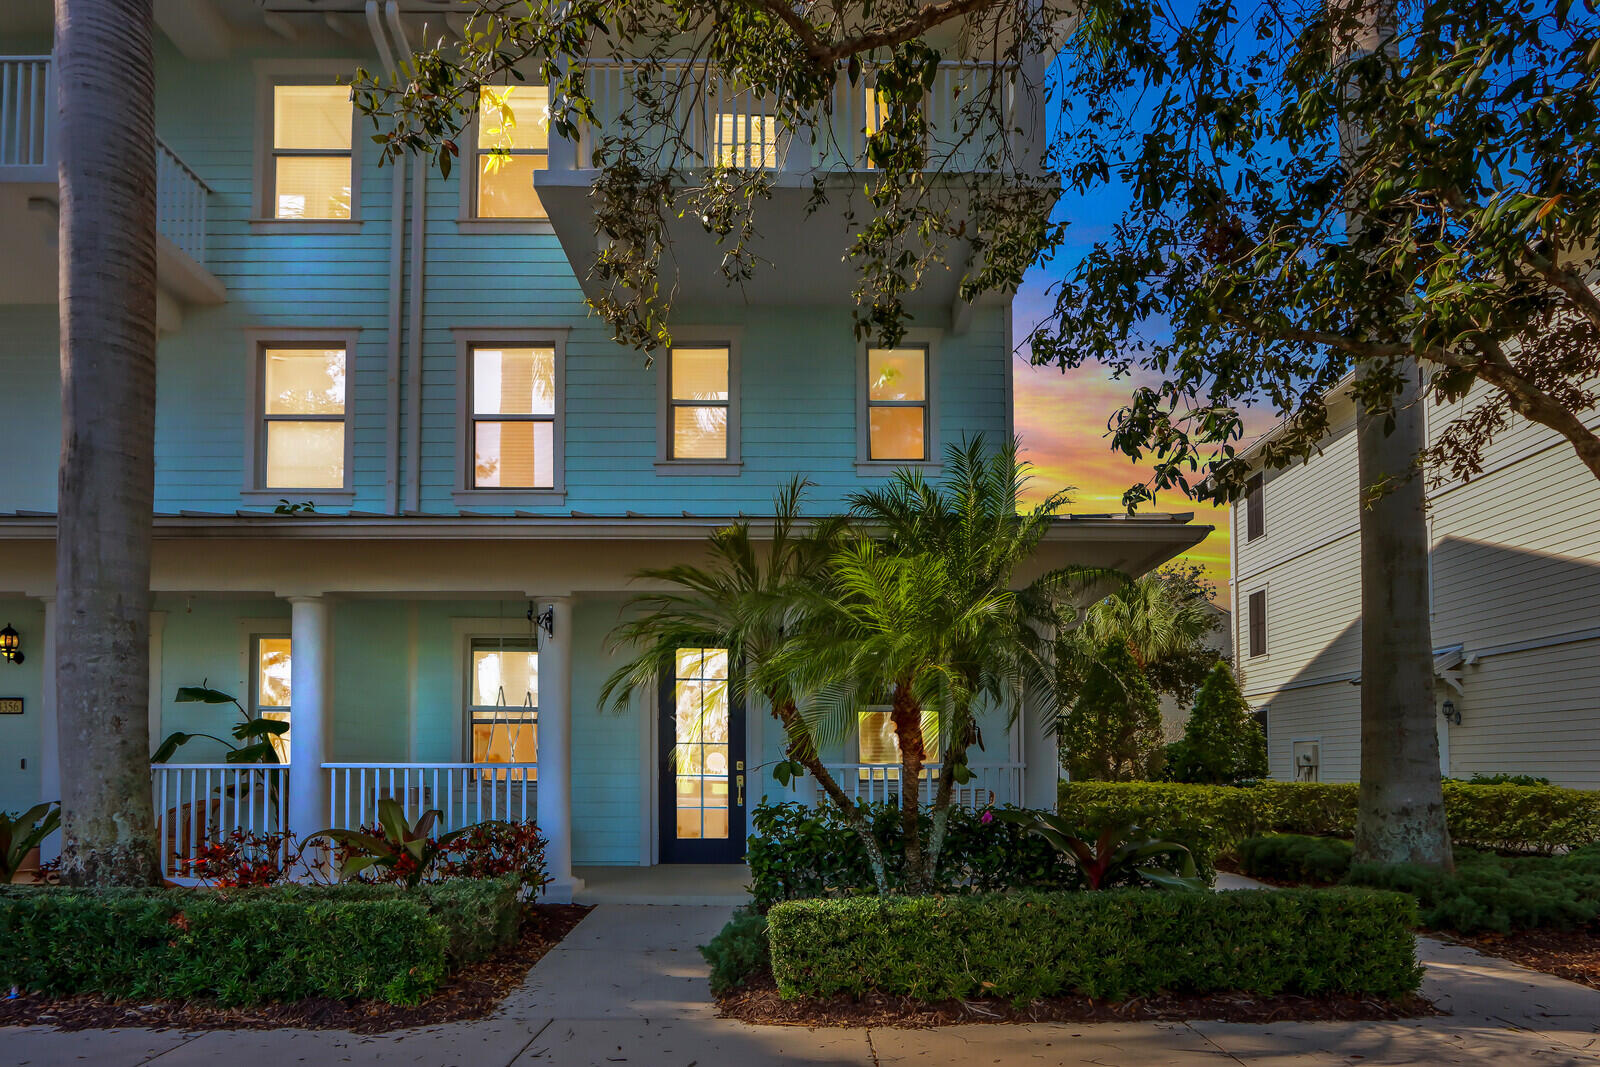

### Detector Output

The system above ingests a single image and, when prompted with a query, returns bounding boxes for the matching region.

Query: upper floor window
[269,84,353,220]
[1247,589,1267,658]
[259,345,348,490]
[471,345,557,488]
[669,347,730,459]
[1245,474,1264,542]
[866,346,929,461]
[475,86,549,219]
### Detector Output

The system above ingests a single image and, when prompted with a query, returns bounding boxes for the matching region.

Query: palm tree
[53,0,164,884]
[1059,566,1222,709]
[786,438,1104,889]
[600,479,892,892]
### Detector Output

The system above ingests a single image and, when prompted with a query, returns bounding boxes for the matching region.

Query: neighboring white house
[1230,381,1600,788]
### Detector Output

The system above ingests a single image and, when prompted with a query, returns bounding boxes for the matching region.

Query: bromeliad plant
[313,798,470,889]
[1,802,60,883]
[998,811,1206,891]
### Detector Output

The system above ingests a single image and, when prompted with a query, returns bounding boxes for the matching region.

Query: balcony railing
[152,763,290,880]
[573,59,1015,175]
[1,55,212,266]
[326,762,537,833]
[822,761,1024,810]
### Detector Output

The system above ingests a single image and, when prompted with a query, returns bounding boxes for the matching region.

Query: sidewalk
[7,901,1600,1066]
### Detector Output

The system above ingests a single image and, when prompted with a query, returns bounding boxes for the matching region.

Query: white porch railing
[1,55,212,265]
[325,763,538,834]
[151,763,290,879]
[823,762,1024,810]
[573,59,1012,174]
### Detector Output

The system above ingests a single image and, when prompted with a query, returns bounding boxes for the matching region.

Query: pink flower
[980,810,994,824]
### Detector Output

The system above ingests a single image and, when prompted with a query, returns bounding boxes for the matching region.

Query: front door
[658,646,746,863]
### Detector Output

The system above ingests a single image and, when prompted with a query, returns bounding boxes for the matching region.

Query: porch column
[536,596,581,901]
[37,596,59,861]
[286,596,331,841]
[1021,693,1062,810]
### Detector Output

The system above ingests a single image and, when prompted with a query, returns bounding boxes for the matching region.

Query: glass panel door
[658,647,746,863]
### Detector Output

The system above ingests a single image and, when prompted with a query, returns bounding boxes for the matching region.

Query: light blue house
[0,0,1204,897]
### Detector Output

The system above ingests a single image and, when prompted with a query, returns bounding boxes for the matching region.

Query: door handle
[736,773,745,806]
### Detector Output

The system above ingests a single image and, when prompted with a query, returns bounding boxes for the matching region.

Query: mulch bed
[717,972,1438,1028]
[0,903,591,1034]
[1446,926,1600,990]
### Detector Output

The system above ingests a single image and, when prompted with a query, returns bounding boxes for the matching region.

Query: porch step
[573,864,752,906]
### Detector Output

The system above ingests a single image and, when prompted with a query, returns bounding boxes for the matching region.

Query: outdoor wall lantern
[527,603,555,639]
[0,623,23,665]
[1441,699,1460,725]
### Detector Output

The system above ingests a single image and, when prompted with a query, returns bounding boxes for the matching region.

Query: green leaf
[175,686,238,704]
[151,731,197,763]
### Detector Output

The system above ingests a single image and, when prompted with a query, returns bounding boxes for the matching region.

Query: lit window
[668,346,730,460]
[715,112,777,168]
[866,346,928,460]
[251,635,292,762]
[469,638,538,779]
[674,647,731,840]
[261,346,346,489]
[476,86,549,219]
[857,707,940,781]
[471,346,556,488]
[271,84,352,219]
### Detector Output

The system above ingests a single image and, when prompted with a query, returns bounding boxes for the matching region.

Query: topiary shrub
[767,889,1421,1002]
[1165,663,1267,785]
[701,907,771,995]
[1060,640,1165,781]
[1237,834,1354,885]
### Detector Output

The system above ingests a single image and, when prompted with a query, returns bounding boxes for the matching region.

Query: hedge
[767,889,1421,1002]
[0,877,520,1006]
[1058,781,1600,864]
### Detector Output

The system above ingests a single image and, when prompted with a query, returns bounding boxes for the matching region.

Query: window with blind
[468,638,538,779]
[667,346,731,460]
[269,83,353,220]
[857,708,940,780]
[471,345,557,488]
[259,345,348,489]
[866,346,929,461]
[475,85,549,219]
[250,635,292,762]
[1245,474,1264,542]
[1248,589,1267,658]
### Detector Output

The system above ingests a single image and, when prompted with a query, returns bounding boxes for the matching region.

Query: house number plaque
[0,698,22,715]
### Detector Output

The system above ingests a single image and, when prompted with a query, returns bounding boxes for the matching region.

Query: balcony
[536,59,1040,313]
[0,55,225,319]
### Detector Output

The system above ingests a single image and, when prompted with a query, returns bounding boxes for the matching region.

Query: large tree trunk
[773,697,891,894]
[1337,0,1451,870]
[54,0,163,886]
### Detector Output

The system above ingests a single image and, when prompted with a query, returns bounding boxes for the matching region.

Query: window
[269,83,353,220]
[259,345,347,490]
[250,635,292,761]
[468,638,538,779]
[1248,589,1267,658]
[475,85,549,219]
[714,111,777,168]
[866,346,929,461]
[668,346,730,460]
[1245,474,1264,542]
[673,647,731,840]
[857,707,940,782]
[470,345,556,488]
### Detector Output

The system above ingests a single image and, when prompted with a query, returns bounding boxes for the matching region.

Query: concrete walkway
[8,901,1600,1066]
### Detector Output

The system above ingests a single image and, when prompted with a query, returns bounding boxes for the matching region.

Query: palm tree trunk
[773,698,890,894]
[54,0,163,886]
[922,715,971,886]
[889,680,926,891]
[1337,0,1452,869]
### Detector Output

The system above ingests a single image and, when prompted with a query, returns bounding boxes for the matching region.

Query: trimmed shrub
[0,877,520,1005]
[747,801,1081,907]
[1346,847,1600,934]
[1060,641,1165,781]
[767,889,1421,1001]
[1057,781,1600,860]
[1165,664,1267,785]
[701,907,771,995]
[1238,835,1354,884]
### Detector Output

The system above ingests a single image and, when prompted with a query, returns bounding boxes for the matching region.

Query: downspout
[384,1,427,513]
[367,0,405,514]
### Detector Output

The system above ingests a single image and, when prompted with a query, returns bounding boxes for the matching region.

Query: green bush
[1237,835,1354,884]
[747,801,1081,907]
[767,889,1420,1001]
[1060,640,1165,781]
[701,907,771,995]
[0,877,521,1005]
[1057,781,1600,860]
[1165,664,1267,785]
[1462,773,1551,787]
[1346,847,1600,934]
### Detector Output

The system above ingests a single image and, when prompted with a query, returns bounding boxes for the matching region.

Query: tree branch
[1469,336,1600,482]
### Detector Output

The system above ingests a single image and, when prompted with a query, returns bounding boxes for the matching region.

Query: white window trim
[252,60,363,231]
[241,328,361,505]
[452,327,569,505]
[456,88,556,234]
[655,326,743,476]
[856,328,942,473]
[450,617,542,764]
